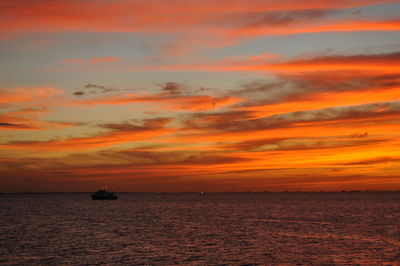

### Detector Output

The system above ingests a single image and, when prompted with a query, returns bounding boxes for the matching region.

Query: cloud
[100,94,240,111]
[135,51,400,74]
[0,147,252,185]
[230,19,400,38]
[184,101,400,132]
[77,82,242,111]
[63,58,85,64]
[2,149,399,192]
[126,52,400,119]
[224,136,388,152]
[72,84,120,96]
[99,149,250,166]
[160,82,185,95]
[84,84,109,90]
[89,56,120,64]
[2,117,175,151]
[223,9,339,29]
[0,122,32,130]
[99,118,171,132]
[350,132,368,138]
[343,157,400,166]
[273,51,400,72]
[84,83,119,93]
[0,87,61,106]
[1,0,397,33]
[0,107,75,131]
[2,0,399,57]
[351,9,362,15]
[63,57,120,65]
[2,2,400,192]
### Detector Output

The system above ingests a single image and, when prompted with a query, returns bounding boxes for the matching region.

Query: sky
[1,0,400,192]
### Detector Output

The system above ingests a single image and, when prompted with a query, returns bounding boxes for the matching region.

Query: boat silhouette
[91,187,118,200]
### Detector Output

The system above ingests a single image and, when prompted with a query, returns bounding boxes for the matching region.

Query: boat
[91,187,118,200]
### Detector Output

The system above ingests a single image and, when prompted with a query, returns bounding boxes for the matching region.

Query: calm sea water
[1,192,399,265]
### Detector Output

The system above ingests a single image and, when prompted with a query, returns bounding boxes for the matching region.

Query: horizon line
[1,190,400,194]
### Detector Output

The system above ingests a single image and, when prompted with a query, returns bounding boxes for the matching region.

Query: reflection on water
[1,192,399,264]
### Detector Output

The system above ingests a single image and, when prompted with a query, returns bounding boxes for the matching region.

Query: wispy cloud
[75,82,241,111]
[0,87,61,105]
[2,117,175,151]
[0,107,77,131]
[2,0,399,56]
[132,51,400,73]
[89,56,120,64]
[63,56,120,65]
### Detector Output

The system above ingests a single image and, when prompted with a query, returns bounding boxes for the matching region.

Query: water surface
[1,192,399,265]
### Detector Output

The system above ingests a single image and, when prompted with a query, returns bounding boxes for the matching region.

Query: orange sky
[0,0,399,192]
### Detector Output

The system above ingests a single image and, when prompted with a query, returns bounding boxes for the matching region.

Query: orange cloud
[0,87,72,130]
[2,133,399,192]
[2,0,399,59]
[0,106,82,131]
[133,51,400,74]
[3,118,175,152]
[266,51,400,73]
[89,56,120,64]
[163,101,400,152]
[230,19,400,37]
[63,57,120,64]
[79,92,241,111]
[0,87,61,105]
[239,86,400,118]
[63,58,85,64]
[1,0,397,33]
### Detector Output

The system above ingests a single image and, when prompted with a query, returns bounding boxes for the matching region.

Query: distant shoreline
[1,191,399,195]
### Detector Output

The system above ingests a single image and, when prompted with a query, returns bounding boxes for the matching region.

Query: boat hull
[91,195,118,200]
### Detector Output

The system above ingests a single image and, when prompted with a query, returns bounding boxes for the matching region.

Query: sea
[0,192,399,265]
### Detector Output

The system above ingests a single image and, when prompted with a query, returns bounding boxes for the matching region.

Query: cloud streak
[2,0,399,56]
[132,51,400,74]
[77,83,242,111]
[2,118,174,151]
[1,0,397,33]
[1,1,400,192]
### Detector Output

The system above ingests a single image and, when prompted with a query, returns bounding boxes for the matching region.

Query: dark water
[1,192,399,265]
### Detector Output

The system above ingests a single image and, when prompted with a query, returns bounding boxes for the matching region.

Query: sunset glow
[1,0,399,192]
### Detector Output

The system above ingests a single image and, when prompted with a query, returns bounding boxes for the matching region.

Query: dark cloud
[265,138,388,152]
[351,9,362,15]
[220,51,400,109]
[350,132,368,138]
[293,51,400,64]
[106,149,249,166]
[160,82,185,95]
[209,9,339,29]
[3,151,396,192]
[0,149,250,181]
[232,71,400,108]
[225,137,287,151]
[241,9,339,28]
[0,122,25,128]
[83,83,119,93]
[84,83,107,90]
[73,91,85,96]
[367,74,400,88]
[2,118,170,149]
[158,82,215,97]
[184,110,253,126]
[229,80,291,105]
[185,101,400,132]
[343,157,400,166]
[222,135,387,152]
